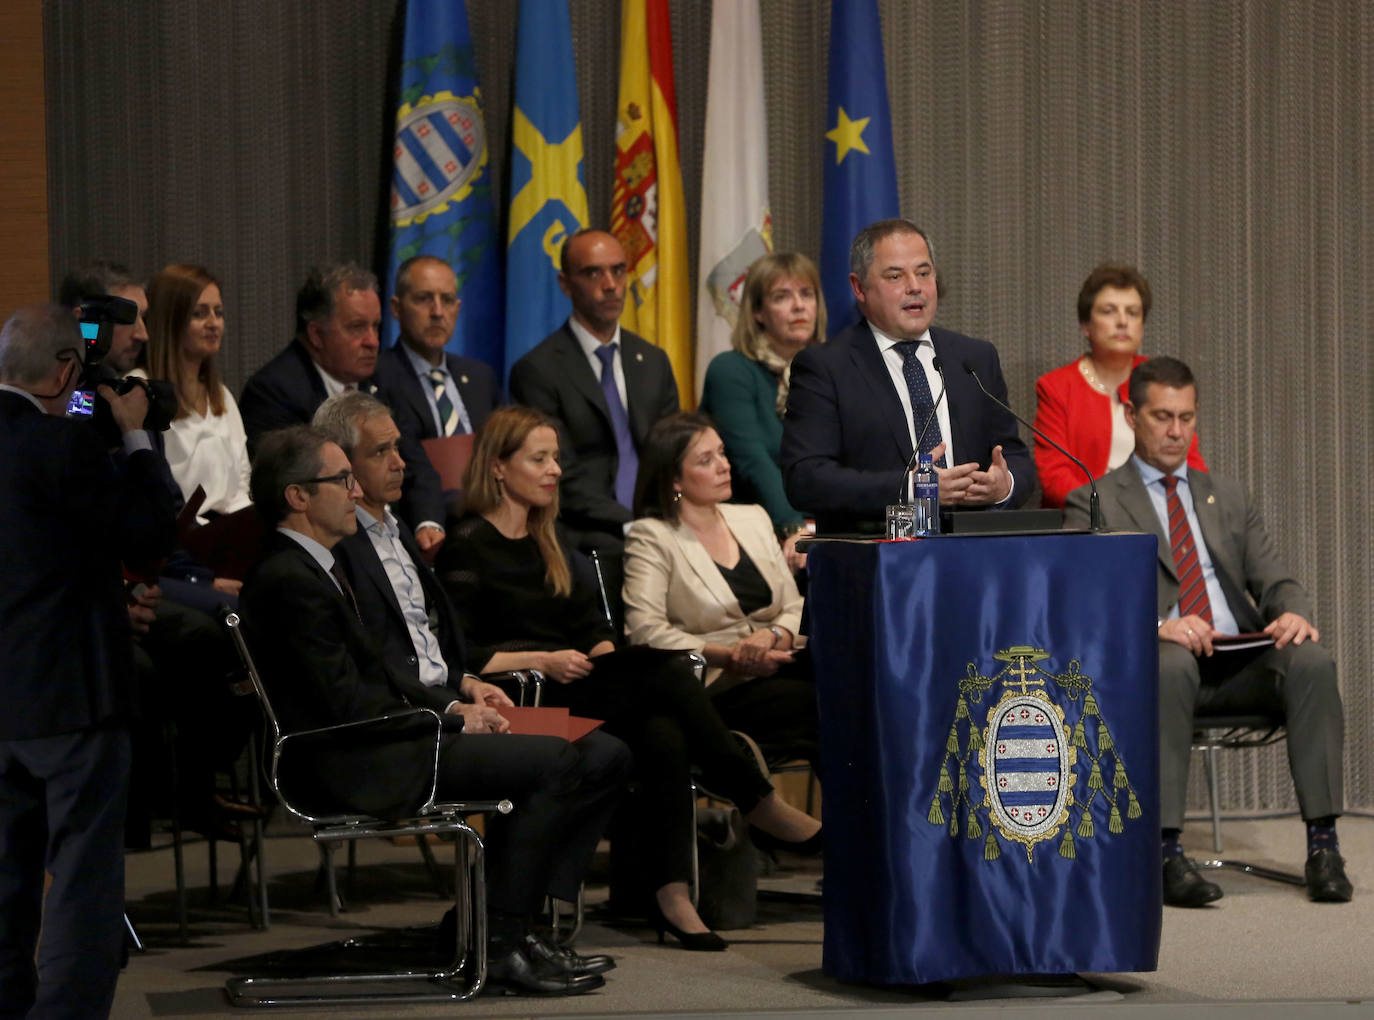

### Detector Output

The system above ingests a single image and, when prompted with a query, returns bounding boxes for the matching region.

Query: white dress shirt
[867,322,955,465]
[400,342,473,436]
[355,505,449,689]
[569,316,627,407]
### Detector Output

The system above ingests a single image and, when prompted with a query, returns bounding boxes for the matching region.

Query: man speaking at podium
[781,218,1033,534]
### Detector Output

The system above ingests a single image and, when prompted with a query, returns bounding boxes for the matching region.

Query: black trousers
[0,723,130,1020]
[541,647,773,888]
[709,652,820,772]
[437,728,630,914]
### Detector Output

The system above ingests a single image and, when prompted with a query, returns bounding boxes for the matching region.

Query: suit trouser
[1159,640,1344,831]
[0,724,130,1020]
[542,647,775,889]
[436,729,630,915]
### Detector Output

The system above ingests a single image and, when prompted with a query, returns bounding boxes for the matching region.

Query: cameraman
[0,305,178,1017]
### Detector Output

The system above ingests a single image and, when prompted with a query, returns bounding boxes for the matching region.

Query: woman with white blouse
[142,264,252,527]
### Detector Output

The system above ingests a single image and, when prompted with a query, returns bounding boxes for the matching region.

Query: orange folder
[498,705,603,743]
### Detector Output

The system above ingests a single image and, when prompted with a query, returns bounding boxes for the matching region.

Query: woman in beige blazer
[625,413,818,771]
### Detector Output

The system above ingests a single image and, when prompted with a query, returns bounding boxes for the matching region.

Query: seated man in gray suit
[1066,357,1349,907]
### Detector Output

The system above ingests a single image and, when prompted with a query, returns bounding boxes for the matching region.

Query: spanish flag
[612,0,692,407]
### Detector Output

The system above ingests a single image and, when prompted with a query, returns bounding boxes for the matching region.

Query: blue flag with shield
[386,0,504,373]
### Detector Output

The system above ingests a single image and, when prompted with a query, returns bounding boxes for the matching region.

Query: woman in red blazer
[1033,265,1206,508]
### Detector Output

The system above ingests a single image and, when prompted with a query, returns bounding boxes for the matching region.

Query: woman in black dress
[437,406,821,951]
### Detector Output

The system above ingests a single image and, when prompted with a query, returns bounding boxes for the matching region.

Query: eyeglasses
[292,471,356,491]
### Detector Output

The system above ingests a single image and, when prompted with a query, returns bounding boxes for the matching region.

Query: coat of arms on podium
[926,645,1142,863]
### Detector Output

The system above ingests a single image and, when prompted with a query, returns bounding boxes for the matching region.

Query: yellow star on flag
[825,106,872,165]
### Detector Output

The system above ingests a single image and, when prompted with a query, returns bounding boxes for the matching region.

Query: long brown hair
[146,263,225,419]
[462,405,572,596]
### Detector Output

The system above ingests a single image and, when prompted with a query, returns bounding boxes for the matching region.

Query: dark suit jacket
[780,321,1035,534]
[335,516,473,714]
[509,321,679,537]
[1064,463,1312,628]
[239,532,437,817]
[0,391,179,739]
[372,343,498,442]
[238,340,445,531]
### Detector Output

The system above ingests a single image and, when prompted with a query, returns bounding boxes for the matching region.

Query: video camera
[67,293,177,443]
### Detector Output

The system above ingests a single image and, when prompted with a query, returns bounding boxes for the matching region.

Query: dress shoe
[647,905,728,951]
[1305,848,1353,903]
[1162,855,1223,907]
[484,942,605,996]
[521,932,616,976]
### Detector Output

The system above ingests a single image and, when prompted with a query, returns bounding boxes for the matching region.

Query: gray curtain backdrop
[45,0,1373,817]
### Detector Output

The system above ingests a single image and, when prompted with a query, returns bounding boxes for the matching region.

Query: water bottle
[910,453,940,535]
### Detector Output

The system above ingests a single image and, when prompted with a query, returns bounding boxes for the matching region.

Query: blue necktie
[426,368,472,436]
[894,341,946,468]
[594,343,638,508]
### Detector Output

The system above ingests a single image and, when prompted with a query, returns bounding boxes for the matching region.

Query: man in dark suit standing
[375,255,498,445]
[509,229,679,553]
[781,219,1034,534]
[241,424,627,994]
[0,305,178,1017]
[1065,357,1349,907]
[238,263,447,553]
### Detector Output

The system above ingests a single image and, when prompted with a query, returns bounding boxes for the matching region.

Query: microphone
[960,360,1105,532]
[899,357,947,499]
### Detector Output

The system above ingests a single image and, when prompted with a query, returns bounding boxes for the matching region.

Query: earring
[672,490,682,504]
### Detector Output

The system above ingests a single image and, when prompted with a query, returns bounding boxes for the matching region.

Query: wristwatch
[767,625,787,645]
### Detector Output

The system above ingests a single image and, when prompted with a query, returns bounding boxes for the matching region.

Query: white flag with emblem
[694,0,772,402]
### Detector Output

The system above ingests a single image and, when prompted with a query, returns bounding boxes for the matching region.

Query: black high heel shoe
[751,826,824,857]
[647,905,728,951]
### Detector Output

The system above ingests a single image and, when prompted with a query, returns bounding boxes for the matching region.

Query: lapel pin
[1207,495,1215,504]
[636,352,644,362]
[460,374,469,384]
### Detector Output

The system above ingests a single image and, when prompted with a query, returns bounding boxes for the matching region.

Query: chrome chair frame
[1190,713,1303,886]
[222,611,513,1006]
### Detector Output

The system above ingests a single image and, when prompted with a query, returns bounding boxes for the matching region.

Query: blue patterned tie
[426,368,472,436]
[894,341,946,467]
[594,343,638,508]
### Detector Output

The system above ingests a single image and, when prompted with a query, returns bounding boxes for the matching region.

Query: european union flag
[505,0,589,373]
[386,0,504,373]
[820,0,900,334]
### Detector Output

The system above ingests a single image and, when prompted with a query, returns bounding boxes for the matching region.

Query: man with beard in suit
[508,229,679,555]
[781,218,1034,534]
[1065,356,1349,907]
[241,424,630,995]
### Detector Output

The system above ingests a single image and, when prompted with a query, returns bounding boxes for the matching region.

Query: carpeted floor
[109,815,1374,1019]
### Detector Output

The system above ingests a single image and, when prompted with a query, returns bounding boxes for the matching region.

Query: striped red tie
[1162,475,1213,624]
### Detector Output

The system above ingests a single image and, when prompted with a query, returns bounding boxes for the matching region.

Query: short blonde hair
[730,252,827,361]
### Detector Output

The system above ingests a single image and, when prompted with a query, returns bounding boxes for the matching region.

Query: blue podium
[808,533,1161,985]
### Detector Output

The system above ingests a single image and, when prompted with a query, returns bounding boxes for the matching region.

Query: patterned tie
[1162,475,1213,624]
[594,343,638,509]
[426,368,472,436]
[328,559,362,622]
[893,341,946,467]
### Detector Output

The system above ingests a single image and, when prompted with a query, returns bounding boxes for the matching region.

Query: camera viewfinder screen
[66,390,96,418]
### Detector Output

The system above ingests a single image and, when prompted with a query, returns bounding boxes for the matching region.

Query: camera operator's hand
[98,382,148,435]
[127,583,162,635]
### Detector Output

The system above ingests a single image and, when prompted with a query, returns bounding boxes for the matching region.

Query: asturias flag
[505,0,590,375]
[612,0,692,407]
[820,0,900,334]
[386,0,504,373]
